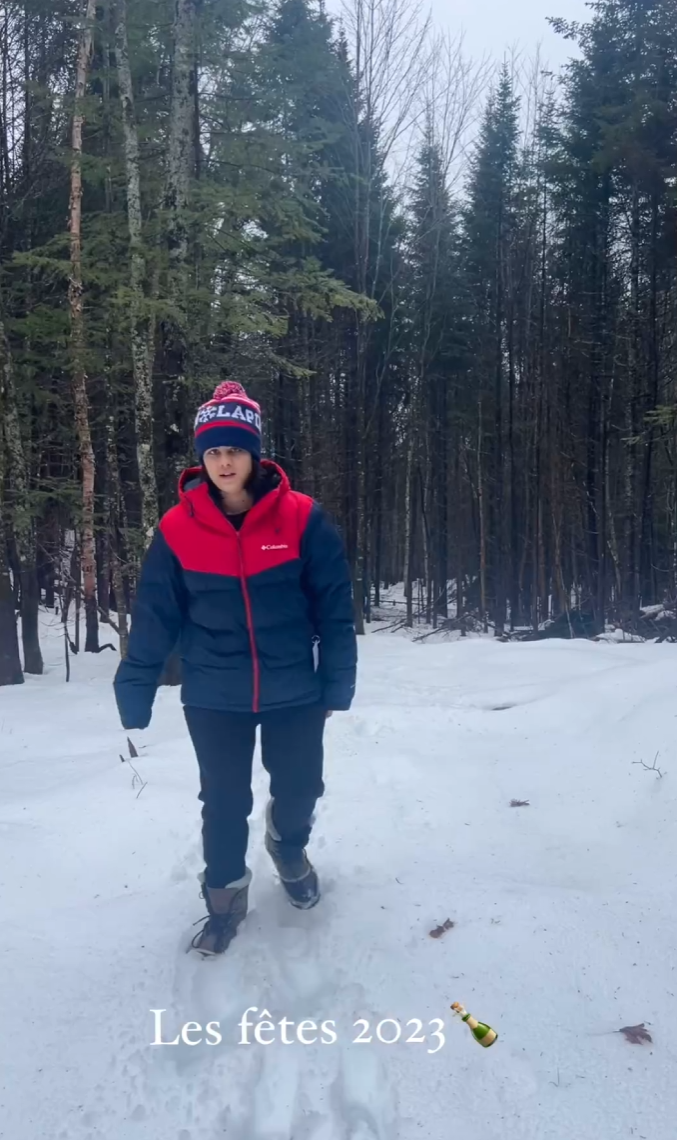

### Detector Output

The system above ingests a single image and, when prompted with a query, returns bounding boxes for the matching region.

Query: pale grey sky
[327,0,595,174]
[431,0,591,70]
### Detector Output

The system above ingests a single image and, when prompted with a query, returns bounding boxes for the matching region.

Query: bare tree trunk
[113,0,158,539]
[111,553,129,658]
[106,405,129,657]
[165,0,195,284]
[624,184,640,618]
[508,307,517,629]
[532,363,544,630]
[533,169,548,629]
[98,531,110,620]
[160,0,196,471]
[598,386,609,629]
[71,539,82,654]
[0,309,42,673]
[155,0,196,691]
[477,394,488,631]
[418,464,432,624]
[373,389,385,608]
[672,454,677,601]
[403,418,416,628]
[0,410,23,685]
[455,438,465,630]
[41,512,57,610]
[639,192,660,606]
[69,0,99,653]
[299,341,315,498]
[492,171,507,636]
[0,541,23,686]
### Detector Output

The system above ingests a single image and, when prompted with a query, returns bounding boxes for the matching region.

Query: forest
[1,0,677,686]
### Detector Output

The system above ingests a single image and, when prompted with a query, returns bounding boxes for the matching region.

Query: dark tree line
[2,0,677,686]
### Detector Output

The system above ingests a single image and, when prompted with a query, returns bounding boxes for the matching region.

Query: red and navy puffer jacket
[113,461,357,730]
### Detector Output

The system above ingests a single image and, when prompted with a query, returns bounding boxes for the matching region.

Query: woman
[114,381,357,956]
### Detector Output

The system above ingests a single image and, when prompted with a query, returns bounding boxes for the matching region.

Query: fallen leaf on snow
[429,919,455,939]
[619,1024,652,1045]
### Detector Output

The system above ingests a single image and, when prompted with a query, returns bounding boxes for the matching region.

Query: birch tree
[160,0,197,485]
[113,0,159,541]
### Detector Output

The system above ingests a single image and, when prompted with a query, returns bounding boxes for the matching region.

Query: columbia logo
[262,544,288,551]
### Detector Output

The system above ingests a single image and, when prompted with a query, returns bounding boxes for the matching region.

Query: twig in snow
[119,753,148,798]
[632,752,664,778]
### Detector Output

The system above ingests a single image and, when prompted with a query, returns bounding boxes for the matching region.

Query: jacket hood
[176,458,290,532]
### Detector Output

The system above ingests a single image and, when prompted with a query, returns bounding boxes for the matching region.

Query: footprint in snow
[248,1043,301,1140]
[303,1115,346,1140]
[270,926,328,1010]
[333,1036,398,1140]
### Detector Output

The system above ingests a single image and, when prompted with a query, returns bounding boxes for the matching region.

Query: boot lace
[188,910,238,954]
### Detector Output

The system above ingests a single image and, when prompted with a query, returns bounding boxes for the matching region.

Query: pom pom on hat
[212,380,247,401]
[194,380,262,460]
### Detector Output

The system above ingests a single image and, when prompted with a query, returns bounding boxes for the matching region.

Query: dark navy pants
[184,703,326,888]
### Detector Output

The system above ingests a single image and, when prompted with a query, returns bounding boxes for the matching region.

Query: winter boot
[264,799,320,910]
[190,868,251,957]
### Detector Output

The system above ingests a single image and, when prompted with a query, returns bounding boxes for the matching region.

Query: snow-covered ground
[1,615,676,1140]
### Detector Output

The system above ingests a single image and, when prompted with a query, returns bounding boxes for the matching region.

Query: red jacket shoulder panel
[158,481,316,578]
[288,489,315,531]
[159,501,184,537]
[160,499,241,576]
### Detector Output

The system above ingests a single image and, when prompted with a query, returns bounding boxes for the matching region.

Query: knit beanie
[194,381,262,461]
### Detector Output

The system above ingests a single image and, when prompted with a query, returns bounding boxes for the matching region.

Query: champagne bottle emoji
[451,1002,498,1047]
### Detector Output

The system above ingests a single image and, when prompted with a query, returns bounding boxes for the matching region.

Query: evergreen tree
[463,65,520,631]
[406,130,467,624]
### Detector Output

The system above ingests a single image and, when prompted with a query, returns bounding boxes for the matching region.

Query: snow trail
[1,618,676,1138]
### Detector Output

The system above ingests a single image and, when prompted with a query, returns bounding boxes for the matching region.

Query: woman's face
[203,446,253,496]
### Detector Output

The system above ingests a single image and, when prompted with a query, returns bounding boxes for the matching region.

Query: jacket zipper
[236,532,260,713]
